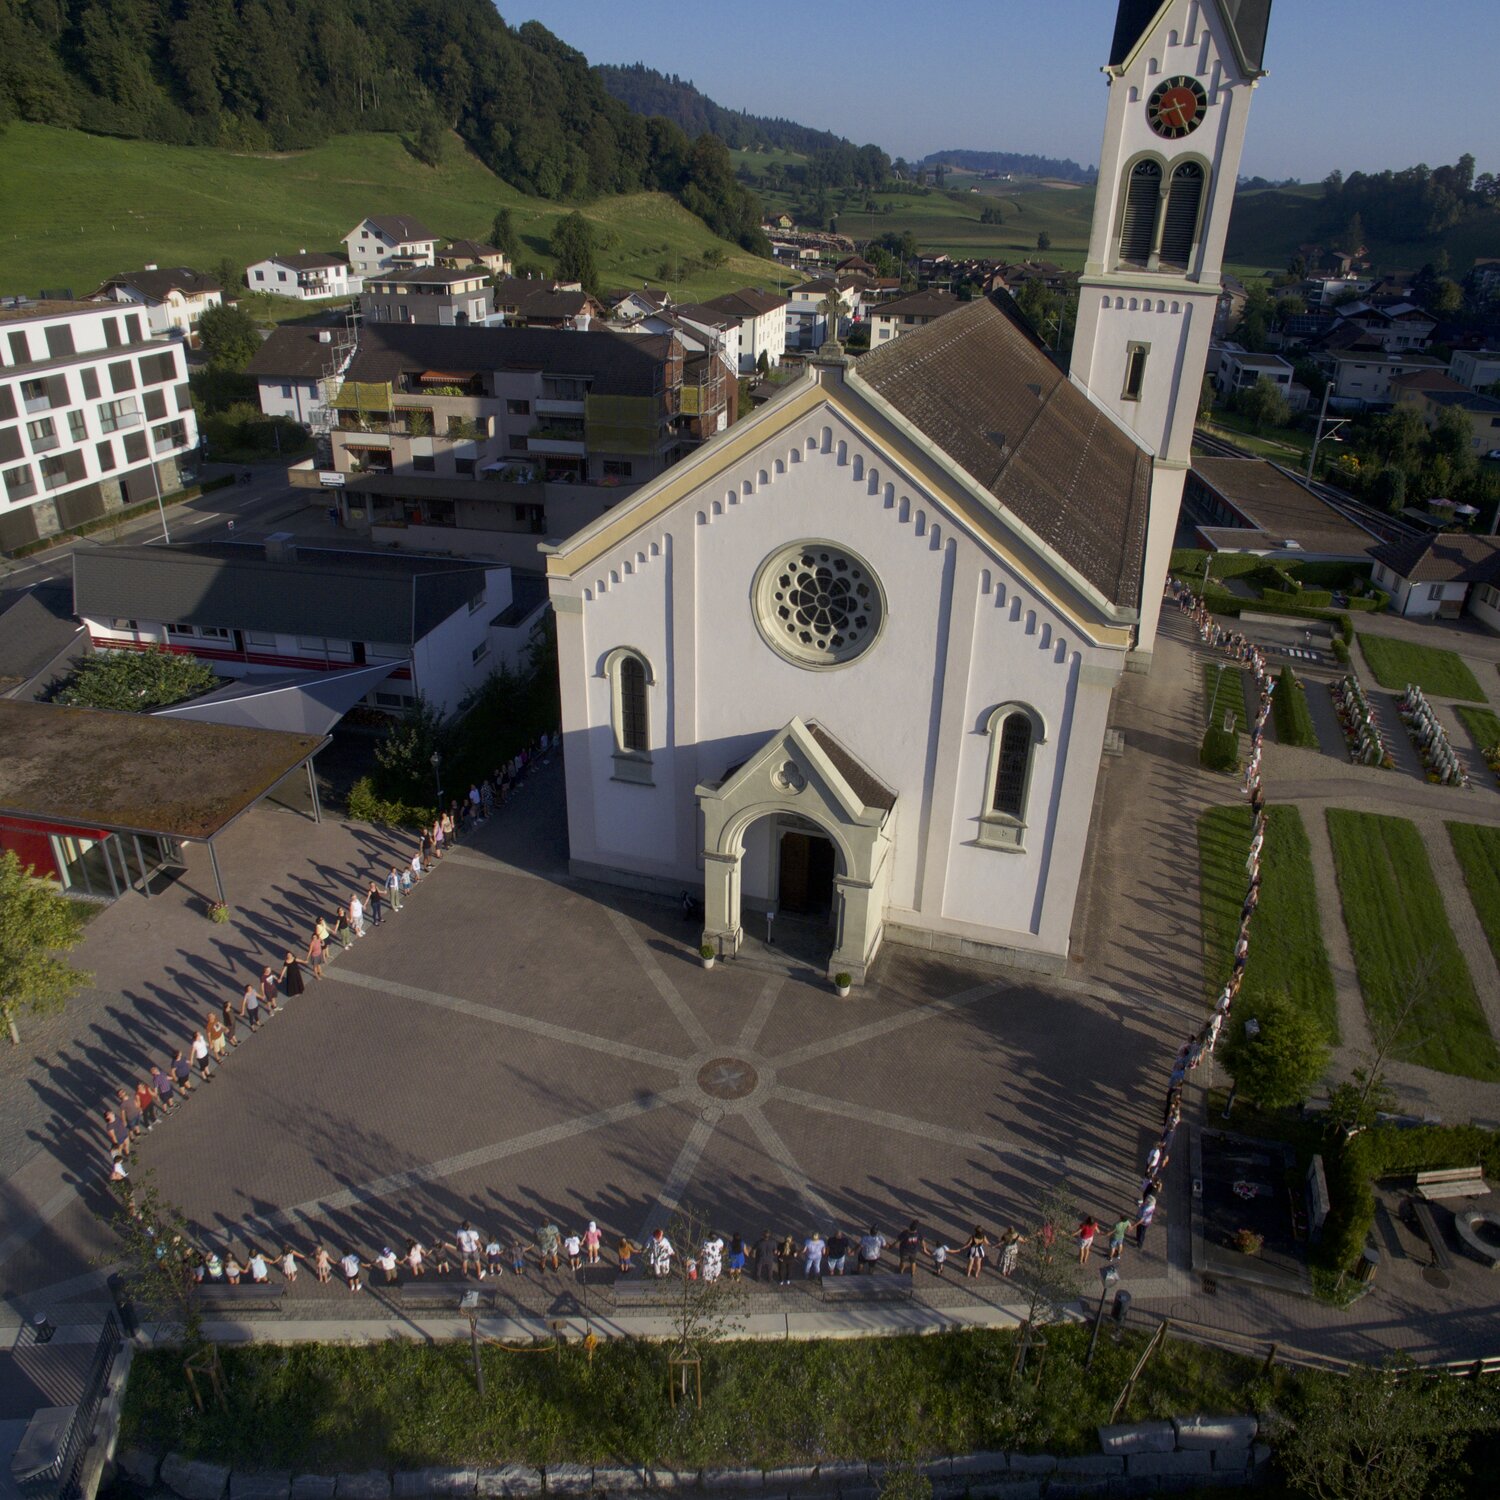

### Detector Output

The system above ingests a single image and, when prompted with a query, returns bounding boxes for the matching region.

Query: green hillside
[0,124,784,304]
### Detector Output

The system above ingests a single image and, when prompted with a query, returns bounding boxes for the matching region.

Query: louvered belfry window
[1160,162,1205,269]
[1119,160,1162,267]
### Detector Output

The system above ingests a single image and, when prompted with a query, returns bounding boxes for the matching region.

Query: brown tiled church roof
[856,295,1153,611]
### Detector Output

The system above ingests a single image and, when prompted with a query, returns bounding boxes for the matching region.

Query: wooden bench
[611,1279,678,1309]
[195,1281,285,1314]
[820,1273,914,1304]
[1417,1167,1489,1201]
[1404,1198,1454,1272]
[396,1279,488,1311]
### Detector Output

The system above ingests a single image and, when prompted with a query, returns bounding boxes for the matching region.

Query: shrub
[57,647,217,711]
[1263,586,1335,609]
[834,972,852,988]
[346,777,433,828]
[1273,668,1319,748]
[1220,992,1332,1111]
[1332,637,1351,665]
[1200,723,1239,772]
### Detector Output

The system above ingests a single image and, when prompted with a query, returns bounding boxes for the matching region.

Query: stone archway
[695,718,895,983]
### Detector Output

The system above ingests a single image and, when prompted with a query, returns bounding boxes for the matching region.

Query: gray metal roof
[72,542,495,644]
[153,662,400,734]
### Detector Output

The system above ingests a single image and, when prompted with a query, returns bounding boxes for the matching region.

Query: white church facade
[543,0,1273,982]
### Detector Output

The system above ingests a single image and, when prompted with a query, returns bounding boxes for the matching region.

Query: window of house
[455,458,476,475]
[244,630,276,647]
[1428,584,1443,600]
[507,399,531,415]
[1122,343,1150,402]
[122,431,148,464]
[977,704,1043,851]
[167,623,195,636]
[20,379,48,408]
[7,331,30,363]
[143,389,168,421]
[67,410,87,443]
[153,420,188,452]
[139,352,176,386]
[254,269,265,282]
[110,618,137,631]
[44,325,76,358]
[280,384,293,399]
[126,315,144,342]
[95,440,115,472]
[197,625,232,640]
[468,589,487,613]
[602,460,633,478]
[81,368,100,400]
[39,454,70,490]
[109,361,135,393]
[471,641,489,665]
[413,454,436,472]
[27,416,57,450]
[605,648,653,784]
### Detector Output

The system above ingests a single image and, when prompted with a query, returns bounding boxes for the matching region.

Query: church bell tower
[1069,0,1273,662]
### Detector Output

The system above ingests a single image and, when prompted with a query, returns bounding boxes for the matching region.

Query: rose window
[753,542,885,668]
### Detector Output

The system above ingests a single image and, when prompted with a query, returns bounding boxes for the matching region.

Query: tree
[549,211,598,291]
[0,849,91,1045]
[1220,992,1331,1111]
[212,256,241,295]
[1009,1183,1084,1376]
[196,301,260,371]
[1274,1365,1488,1500]
[374,696,447,804]
[1369,465,1407,513]
[1198,374,1217,425]
[1238,376,1292,433]
[1036,231,1052,251]
[1426,278,1464,318]
[662,1202,744,1405]
[412,115,446,167]
[57,647,217,712]
[1341,211,1367,252]
[490,207,519,260]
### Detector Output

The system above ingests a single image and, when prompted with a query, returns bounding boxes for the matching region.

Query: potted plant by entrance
[1231,1227,1264,1256]
[833,972,852,998]
[208,901,230,923]
[699,943,716,971]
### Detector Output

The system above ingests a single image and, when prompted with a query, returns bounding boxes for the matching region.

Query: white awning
[152,661,399,735]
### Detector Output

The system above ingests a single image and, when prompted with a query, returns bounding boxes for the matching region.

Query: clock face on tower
[1146,75,1208,139]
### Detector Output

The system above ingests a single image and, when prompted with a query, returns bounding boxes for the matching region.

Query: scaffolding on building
[308,304,362,452]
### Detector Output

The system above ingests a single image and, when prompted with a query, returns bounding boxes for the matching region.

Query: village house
[342,215,441,280]
[88,266,222,339]
[246,252,356,302]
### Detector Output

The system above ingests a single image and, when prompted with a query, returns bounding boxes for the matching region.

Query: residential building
[492,278,602,329]
[696,288,788,372]
[1213,345,1294,396]
[1450,349,1500,391]
[670,305,743,374]
[1467,258,1500,304]
[88,266,222,339]
[360,267,496,327]
[72,539,538,717]
[440,240,511,276]
[0,299,197,554]
[1324,348,1445,408]
[245,324,356,430]
[342,215,440,279]
[1368,533,1500,623]
[1392,372,1500,454]
[322,323,703,564]
[1303,275,1372,308]
[1330,300,1435,352]
[868,289,960,346]
[246,252,355,302]
[608,288,673,323]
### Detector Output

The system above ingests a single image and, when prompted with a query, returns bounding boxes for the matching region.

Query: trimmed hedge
[1263,586,1336,609]
[1273,668,1319,748]
[1200,723,1240,772]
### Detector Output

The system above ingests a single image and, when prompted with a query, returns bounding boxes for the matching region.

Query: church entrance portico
[695,718,895,984]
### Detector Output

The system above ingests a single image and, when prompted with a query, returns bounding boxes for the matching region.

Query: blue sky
[506,0,1498,182]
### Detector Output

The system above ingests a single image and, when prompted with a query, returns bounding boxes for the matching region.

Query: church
[543,0,1274,981]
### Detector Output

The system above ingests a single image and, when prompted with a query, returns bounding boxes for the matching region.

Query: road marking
[323,967,685,1070]
[604,908,714,1053]
[736,975,786,1054]
[635,1116,718,1243]
[770,981,1003,1069]
[743,1107,836,1222]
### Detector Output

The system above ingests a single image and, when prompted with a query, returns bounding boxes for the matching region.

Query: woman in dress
[727,1234,747,1281]
[997,1227,1022,1278]
[313,1246,332,1284]
[281,951,306,999]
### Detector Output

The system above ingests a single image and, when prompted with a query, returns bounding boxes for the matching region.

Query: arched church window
[1159,161,1205,269]
[977,704,1044,850]
[604,647,654,784]
[1119,160,1161,268]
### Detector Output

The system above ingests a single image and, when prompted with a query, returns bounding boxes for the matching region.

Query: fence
[23,1314,123,1500]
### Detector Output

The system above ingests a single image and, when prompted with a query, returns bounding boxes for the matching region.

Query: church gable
[1108,0,1271,80]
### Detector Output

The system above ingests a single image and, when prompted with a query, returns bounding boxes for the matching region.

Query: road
[0,463,312,613]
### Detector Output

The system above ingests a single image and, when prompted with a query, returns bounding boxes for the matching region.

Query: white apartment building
[246,253,357,302]
[342,216,441,280]
[695,287,788,372]
[0,299,198,553]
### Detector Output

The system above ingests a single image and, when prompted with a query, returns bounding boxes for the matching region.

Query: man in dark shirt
[825,1229,850,1275]
[896,1219,930,1275]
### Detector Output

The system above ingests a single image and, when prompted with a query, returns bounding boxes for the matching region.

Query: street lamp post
[1085,1264,1120,1369]
[431,751,443,806]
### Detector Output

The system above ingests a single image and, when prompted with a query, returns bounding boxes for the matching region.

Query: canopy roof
[152,662,399,735]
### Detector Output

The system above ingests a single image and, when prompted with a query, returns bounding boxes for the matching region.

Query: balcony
[23,394,52,415]
[535,397,586,418]
[29,433,61,454]
[527,435,586,457]
[337,412,394,433]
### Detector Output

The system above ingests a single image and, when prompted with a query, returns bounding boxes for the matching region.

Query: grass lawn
[1199,805,1337,1037]
[3,123,784,305]
[1447,822,1500,968]
[120,1327,1275,1471]
[1200,413,1312,464]
[1325,809,1498,1079]
[1456,704,1500,752]
[1272,668,1319,749]
[1356,634,1485,701]
[1202,661,1247,733]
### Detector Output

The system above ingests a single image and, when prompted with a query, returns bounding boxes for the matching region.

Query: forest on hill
[0,0,768,252]
[919,149,1096,183]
